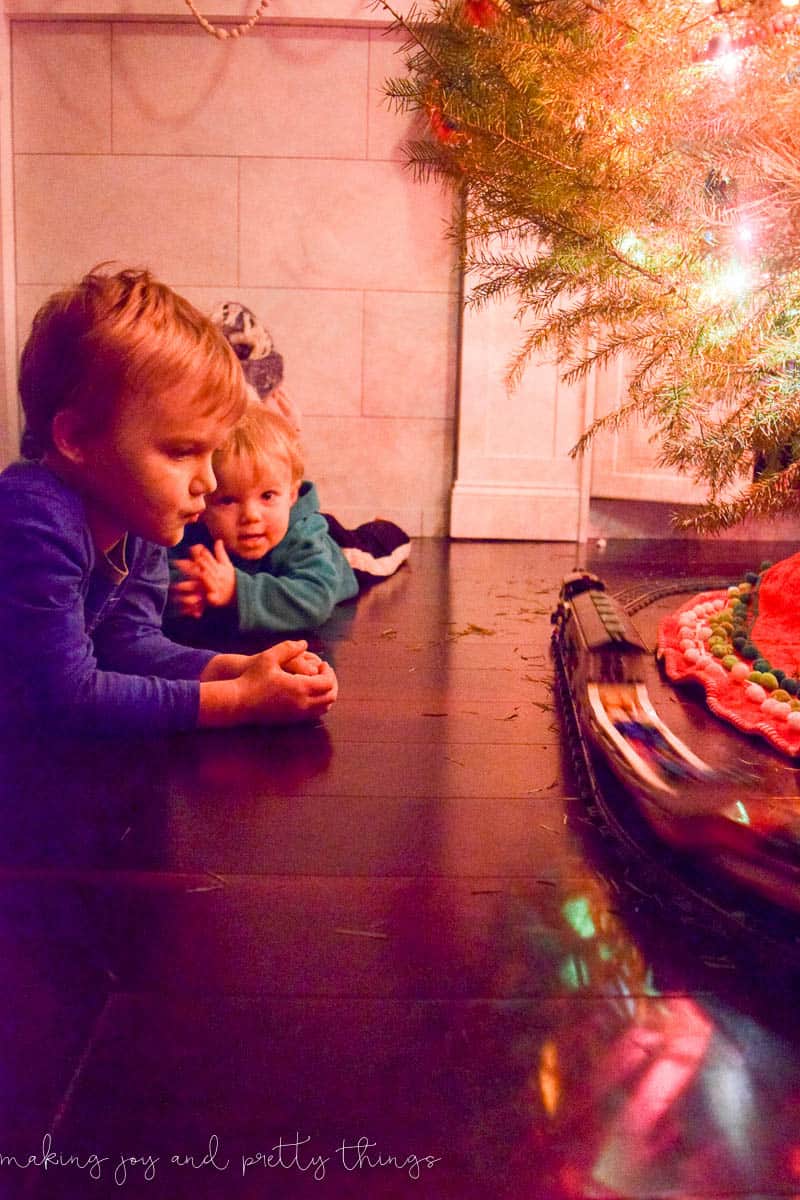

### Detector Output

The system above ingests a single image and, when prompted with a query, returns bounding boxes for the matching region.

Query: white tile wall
[362,289,458,419]
[239,157,455,292]
[367,26,418,162]
[12,22,111,154]
[15,154,240,284]
[112,25,370,160]
[303,413,453,536]
[7,1,429,20]
[10,19,459,535]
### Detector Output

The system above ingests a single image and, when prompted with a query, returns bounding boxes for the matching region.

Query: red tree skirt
[658,554,800,757]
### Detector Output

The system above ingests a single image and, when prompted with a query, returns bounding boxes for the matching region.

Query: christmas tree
[376,0,800,532]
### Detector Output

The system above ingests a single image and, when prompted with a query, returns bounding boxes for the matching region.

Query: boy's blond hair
[19,266,249,460]
[213,403,305,487]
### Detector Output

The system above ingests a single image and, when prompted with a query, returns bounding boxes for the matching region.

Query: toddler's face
[67,384,235,548]
[203,456,300,560]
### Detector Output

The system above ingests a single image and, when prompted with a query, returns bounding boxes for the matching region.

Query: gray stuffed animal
[211,301,285,400]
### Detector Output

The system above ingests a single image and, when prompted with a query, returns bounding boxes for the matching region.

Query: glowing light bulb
[721,262,751,295]
[703,261,752,304]
[715,50,741,79]
[705,31,741,78]
[616,231,647,264]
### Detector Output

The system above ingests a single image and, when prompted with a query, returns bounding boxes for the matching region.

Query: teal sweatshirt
[170,481,359,633]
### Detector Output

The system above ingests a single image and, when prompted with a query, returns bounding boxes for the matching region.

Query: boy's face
[202,456,300,560]
[67,384,236,548]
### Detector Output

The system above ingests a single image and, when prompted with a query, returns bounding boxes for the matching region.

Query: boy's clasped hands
[199,640,337,726]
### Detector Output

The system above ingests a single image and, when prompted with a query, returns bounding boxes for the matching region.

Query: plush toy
[210,301,300,432]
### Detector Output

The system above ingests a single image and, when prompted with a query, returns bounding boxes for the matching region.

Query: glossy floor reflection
[2,538,800,1199]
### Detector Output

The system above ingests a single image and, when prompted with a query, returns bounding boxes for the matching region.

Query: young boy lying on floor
[210,300,411,587]
[0,267,338,736]
[169,404,357,632]
[169,403,411,634]
[168,300,412,636]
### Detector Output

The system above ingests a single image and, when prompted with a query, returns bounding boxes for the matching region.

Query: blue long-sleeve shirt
[0,461,215,735]
[170,481,358,634]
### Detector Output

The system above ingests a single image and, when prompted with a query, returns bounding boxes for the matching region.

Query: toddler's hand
[176,541,236,608]
[264,386,301,434]
[169,575,207,619]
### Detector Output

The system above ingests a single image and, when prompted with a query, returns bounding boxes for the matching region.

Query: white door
[450,292,594,540]
[590,355,712,505]
[450,293,721,540]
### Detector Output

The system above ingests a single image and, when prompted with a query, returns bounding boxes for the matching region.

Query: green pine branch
[374,0,800,532]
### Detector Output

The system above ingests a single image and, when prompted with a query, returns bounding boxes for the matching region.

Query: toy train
[552,571,716,798]
[552,571,800,919]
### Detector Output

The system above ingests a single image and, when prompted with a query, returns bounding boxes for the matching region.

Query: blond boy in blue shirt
[0,267,337,735]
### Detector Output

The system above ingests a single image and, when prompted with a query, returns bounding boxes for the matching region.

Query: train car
[552,573,715,800]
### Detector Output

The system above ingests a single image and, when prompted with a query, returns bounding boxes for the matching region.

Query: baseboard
[449,480,580,541]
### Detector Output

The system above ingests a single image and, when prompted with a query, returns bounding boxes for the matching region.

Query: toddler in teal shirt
[169,404,360,633]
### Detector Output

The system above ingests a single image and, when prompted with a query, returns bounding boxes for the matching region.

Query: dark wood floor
[3,537,800,1199]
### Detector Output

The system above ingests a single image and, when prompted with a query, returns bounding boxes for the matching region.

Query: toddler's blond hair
[213,403,304,488]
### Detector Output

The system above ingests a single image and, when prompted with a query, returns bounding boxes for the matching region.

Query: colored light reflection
[559,953,591,989]
[592,998,716,1192]
[616,231,647,265]
[539,1039,561,1116]
[562,895,596,939]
